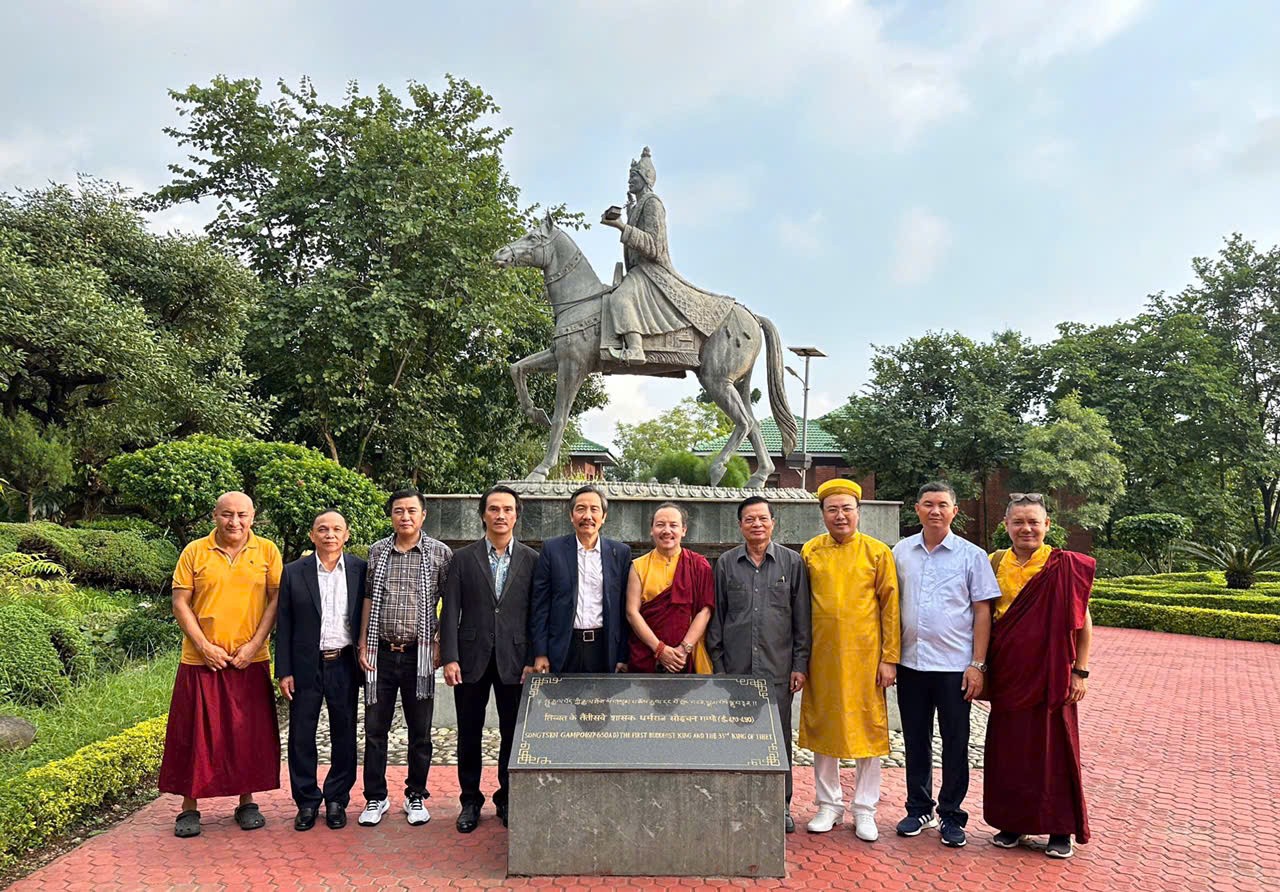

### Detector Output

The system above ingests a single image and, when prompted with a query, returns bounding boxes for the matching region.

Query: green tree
[1015,393,1126,530]
[613,397,734,481]
[0,181,265,471]
[0,412,74,520]
[1113,513,1194,574]
[102,435,244,537]
[150,76,601,490]
[254,455,387,559]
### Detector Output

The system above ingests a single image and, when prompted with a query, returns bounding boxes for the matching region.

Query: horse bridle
[540,228,585,286]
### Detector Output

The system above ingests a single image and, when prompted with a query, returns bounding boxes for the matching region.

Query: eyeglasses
[1007,492,1046,505]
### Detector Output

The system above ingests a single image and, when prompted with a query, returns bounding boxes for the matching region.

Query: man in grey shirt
[707,495,811,833]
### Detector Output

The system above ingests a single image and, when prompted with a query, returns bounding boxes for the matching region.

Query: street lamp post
[785,346,826,492]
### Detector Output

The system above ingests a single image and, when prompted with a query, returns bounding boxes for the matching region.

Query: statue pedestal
[422,482,901,557]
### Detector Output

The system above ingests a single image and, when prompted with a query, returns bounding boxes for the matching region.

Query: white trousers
[813,753,881,817]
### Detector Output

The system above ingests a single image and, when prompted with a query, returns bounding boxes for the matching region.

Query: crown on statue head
[630,146,656,187]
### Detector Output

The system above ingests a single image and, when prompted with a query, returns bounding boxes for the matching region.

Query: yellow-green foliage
[0,714,167,868]
[1090,571,1280,641]
[1091,598,1280,644]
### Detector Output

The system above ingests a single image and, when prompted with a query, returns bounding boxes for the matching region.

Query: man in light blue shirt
[891,481,1001,849]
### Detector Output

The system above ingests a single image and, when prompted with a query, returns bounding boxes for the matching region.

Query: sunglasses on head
[1007,492,1046,505]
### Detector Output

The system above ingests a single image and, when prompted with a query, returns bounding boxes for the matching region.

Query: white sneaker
[806,806,843,833]
[854,813,879,842]
[404,793,431,825]
[357,799,389,826]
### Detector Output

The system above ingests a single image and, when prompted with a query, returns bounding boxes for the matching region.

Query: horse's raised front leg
[510,348,558,430]
[528,357,589,482]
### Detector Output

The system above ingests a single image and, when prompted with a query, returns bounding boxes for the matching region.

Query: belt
[380,640,418,653]
[320,646,350,662]
[573,628,602,643]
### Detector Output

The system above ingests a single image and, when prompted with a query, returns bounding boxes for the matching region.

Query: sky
[4,0,1280,450]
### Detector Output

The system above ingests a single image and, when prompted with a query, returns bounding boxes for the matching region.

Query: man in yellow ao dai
[799,478,900,843]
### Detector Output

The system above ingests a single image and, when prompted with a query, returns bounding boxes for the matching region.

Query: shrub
[1091,598,1280,643]
[1090,587,1280,616]
[1091,547,1147,578]
[115,607,183,659]
[0,603,91,705]
[1175,540,1280,590]
[1112,513,1194,573]
[719,456,751,488]
[73,517,169,540]
[649,451,708,485]
[102,434,244,537]
[228,440,321,492]
[990,521,1068,551]
[3,523,176,592]
[254,454,387,558]
[0,714,168,868]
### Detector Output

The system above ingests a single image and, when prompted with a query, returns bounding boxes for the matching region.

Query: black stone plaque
[511,674,786,771]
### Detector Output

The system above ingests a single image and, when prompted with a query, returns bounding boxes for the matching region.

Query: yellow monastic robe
[633,549,713,674]
[992,544,1052,621]
[797,531,900,760]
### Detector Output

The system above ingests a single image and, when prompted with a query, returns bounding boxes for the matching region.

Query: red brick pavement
[12,628,1279,891]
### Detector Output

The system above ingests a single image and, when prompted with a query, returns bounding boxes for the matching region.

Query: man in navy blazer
[276,510,367,831]
[530,485,633,674]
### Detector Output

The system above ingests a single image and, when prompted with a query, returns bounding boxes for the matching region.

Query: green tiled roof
[566,434,617,462]
[692,414,844,457]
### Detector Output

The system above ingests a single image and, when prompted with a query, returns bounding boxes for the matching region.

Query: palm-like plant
[1174,540,1280,590]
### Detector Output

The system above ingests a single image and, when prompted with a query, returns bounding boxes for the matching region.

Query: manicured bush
[102,434,244,536]
[73,517,169,541]
[2,523,176,592]
[990,521,1068,550]
[254,454,387,558]
[1091,598,1280,644]
[1092,586,1280,616]
[0,603,91,705]
[649,451,709,485]
[0,714,168,868]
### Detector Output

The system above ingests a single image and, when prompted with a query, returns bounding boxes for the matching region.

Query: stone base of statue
[422,481,900,558]
[506,674,787,878]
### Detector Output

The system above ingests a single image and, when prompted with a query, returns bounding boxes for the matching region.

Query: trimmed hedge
[0,523,176,592]
[1092,587,1280,616]
[1091,598,1280,644]
[0,603,92,705]
[0,714,167,868]
[73,517,169,541]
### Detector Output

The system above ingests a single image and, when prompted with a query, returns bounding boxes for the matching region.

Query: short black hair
[311,508,347,527]
[385,488,426,515]
[568,484,608,515]
[737,495,774,520]
[916,481,958,504]
[479,484,523,517]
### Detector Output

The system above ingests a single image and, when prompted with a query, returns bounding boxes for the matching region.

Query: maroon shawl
[628,550,714,673]
[984,549,1094,842]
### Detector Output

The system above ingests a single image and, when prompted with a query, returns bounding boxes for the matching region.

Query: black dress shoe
[785,812,795,834]
[456,801,481,833]
[294,806,318,831]
[496,802,509,828]
[325,802,347,829]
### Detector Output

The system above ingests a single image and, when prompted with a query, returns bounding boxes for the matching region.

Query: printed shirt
[379,536,424,642]
[487,537,512,601]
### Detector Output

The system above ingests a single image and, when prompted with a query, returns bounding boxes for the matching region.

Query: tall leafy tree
[612,397,734,481]
[151,76,601,490]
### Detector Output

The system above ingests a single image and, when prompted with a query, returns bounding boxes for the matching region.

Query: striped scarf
[364,534,449,703]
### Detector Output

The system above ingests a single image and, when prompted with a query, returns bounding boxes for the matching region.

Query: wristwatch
[1071,666,1090,678]
[968,660,987,673]
[680,642,694,655]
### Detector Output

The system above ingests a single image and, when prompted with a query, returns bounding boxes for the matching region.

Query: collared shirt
[172,530,282,666]
[709,541,811,685]
[380,535,424,642]
[893,531,1001,672]
[573,538,605,629]
[487,537,512,601]
[317,553,351,650]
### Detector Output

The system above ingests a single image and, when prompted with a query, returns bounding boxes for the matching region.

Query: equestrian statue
[493,146,797,488]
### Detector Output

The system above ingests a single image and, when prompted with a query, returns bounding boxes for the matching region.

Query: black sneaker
[895,813,938,837]
[1045,835,1074,859]
[938,818,967,848]
[784,812,795,833]
[991,830,1023,848]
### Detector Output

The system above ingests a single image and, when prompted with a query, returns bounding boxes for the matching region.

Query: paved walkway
[13,628,1279,890]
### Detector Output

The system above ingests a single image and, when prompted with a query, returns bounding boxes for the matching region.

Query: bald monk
[159,491,283,838]
[985,494,1094,859]
[799,478,900,843]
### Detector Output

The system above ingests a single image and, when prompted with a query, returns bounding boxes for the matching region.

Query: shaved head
[214,490,254,513]
[211,490,255,547]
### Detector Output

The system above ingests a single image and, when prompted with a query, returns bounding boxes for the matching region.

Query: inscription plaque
[514,674,786,771]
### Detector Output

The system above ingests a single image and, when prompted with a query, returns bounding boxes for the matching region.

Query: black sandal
[174,809,202,838]
[234,802,265,830]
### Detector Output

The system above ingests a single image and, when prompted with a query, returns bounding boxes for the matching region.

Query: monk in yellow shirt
[159,491,283,839]
[799,479,900,842]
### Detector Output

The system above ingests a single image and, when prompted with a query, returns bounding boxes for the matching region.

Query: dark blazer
[276,552,368,683]
[439,537,538,685]
[530,534,633,673]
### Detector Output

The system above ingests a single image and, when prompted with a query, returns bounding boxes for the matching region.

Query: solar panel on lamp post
[785,346,826,492]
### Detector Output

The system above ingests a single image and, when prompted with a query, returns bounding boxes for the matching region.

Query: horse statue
[493,213,797,488]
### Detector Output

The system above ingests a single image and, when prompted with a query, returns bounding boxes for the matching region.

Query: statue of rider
[599,147,734,365]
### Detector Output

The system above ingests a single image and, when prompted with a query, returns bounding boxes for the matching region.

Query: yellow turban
[816,478,861,505]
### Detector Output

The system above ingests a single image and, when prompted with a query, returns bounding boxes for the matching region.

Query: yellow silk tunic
[797,532,900,759]
[992,544,1052,621]
[633,549,713,674]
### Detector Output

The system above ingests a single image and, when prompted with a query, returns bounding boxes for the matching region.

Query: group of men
[158,477,1093,861]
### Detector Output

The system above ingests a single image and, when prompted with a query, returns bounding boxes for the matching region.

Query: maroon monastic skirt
[984,701,1090,842]
[158,661,281,799]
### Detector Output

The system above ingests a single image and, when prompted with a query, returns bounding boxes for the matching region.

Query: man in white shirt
[276,510,368,831]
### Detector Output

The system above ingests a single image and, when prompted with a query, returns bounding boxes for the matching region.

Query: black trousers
[287,651,359,808]
[897,665,971,824]
[563,631,609,673]
[772,682,795,806]
[363,643,434,801]
[454,653,522,808]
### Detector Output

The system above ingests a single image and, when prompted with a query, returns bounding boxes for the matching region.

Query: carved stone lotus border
[497,480,817,501]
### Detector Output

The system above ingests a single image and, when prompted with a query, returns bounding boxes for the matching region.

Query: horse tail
[757,314,798,457]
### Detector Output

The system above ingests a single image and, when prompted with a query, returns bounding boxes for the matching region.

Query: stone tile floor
[13,627,1279,890]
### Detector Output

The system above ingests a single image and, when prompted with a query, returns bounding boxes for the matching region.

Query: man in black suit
[276,509,367,831]
[440,485,537,833]
[530,485,633,675]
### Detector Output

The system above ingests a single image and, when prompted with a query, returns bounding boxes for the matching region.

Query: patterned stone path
[13,627,1279,890]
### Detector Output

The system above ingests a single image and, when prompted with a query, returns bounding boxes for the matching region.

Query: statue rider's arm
[619,198,665,261]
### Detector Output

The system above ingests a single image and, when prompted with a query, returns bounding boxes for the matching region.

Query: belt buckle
[387,642,407,653]
[581,629,595,643]
[321,648,342,661]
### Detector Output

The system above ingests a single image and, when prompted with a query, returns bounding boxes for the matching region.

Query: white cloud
[891,207,951,286]
[660,166,759,229]
[775,210,827,258]
[961,0,1153,67]
[0,127,87,188]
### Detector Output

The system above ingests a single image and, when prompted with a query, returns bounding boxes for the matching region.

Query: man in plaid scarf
[356,489,452,827]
